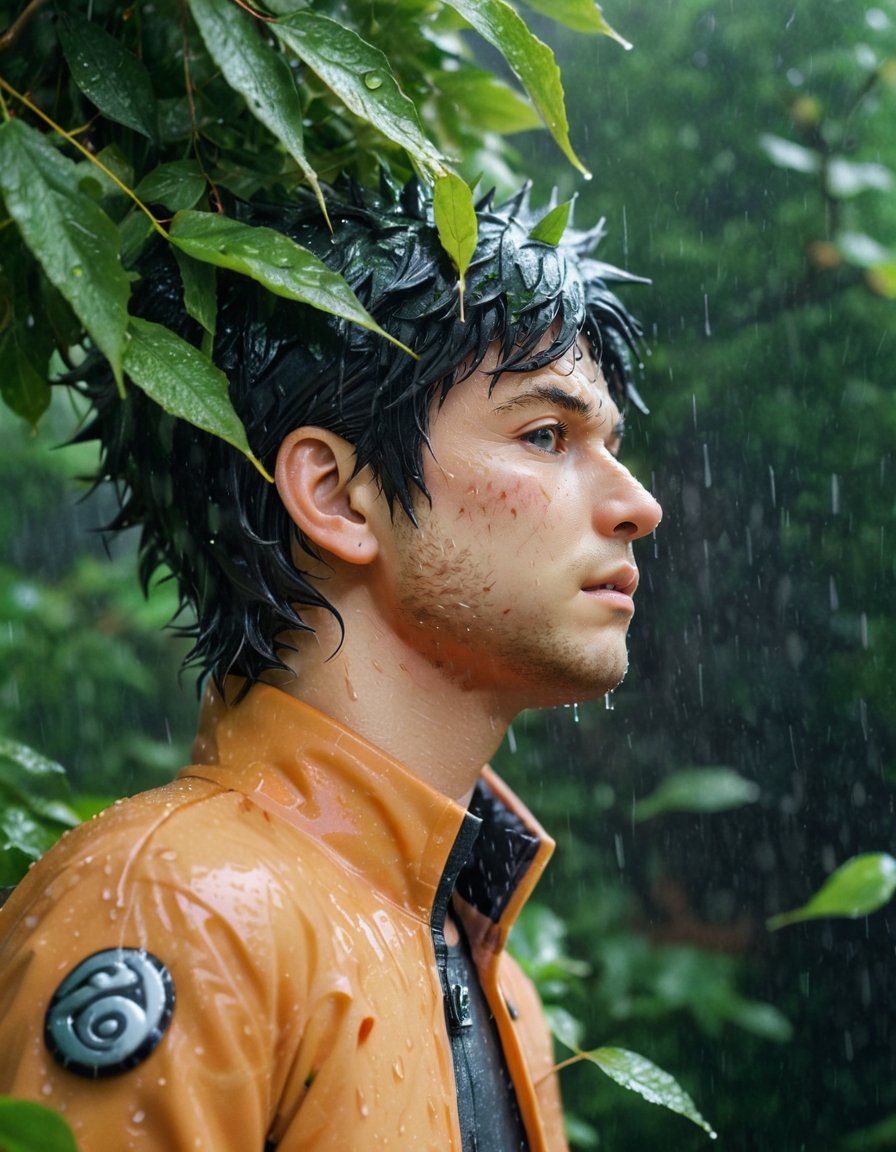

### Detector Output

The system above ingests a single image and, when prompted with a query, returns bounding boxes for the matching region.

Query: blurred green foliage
[493,1,896,1147]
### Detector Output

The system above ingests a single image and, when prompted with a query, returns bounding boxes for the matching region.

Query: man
[0,181,661,1151]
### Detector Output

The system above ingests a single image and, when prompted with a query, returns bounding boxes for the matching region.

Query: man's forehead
[484,338,611,410]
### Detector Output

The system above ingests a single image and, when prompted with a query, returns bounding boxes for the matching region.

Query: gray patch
[45,948,175,1078]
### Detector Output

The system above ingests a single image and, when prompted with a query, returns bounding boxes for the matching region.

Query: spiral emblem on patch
[45,948,175,1078]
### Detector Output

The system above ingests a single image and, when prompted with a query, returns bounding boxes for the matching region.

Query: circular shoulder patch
[45,948,175,1078]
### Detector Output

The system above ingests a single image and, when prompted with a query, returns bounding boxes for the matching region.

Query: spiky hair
[80,179,648,690]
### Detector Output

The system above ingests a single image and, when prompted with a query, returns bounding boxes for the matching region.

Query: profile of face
[366,337,663,711]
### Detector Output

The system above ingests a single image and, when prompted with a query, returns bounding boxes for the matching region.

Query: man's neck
[270,602,515,807]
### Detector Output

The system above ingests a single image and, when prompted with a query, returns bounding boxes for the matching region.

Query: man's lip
[581,564,639,598]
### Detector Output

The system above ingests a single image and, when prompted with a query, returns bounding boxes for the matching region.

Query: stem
[0,76,168,239]
[0,0,50,54]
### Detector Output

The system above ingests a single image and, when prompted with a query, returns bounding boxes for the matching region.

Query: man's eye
[523,423,568,453]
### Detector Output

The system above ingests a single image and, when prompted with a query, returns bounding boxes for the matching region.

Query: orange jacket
[0,685,568,1151]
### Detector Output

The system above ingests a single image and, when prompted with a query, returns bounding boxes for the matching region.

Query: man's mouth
[582,565,639,598]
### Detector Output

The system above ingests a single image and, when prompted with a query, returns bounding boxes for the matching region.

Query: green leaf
[56,11,158,141]
[168,210,412,355]
[442,0,589,176]
[634,767,760,821]
[0,119,129,390]
[0,332,51,427]
[186,0,327,220]
[767,853,896,930]
[174,250,218,338]
[272,12,445,182]
[434,69,542,135]
[518,0,632,45]
[0,1096,81,1152]
[123,316,271,480]
[135,161,207,212]
[433,174,477,320]
[0,739,76,816]
[584,1047,716,1139]
[528,200,573,245]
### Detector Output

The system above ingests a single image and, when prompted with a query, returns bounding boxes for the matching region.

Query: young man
[0,182,661,1151]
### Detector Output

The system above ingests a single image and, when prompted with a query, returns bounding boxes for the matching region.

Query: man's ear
[275,427,383,565]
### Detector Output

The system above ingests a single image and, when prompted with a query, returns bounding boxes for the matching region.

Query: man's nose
[594,464,663,541]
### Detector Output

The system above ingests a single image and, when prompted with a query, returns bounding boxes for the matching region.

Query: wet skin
[369,337,663,710]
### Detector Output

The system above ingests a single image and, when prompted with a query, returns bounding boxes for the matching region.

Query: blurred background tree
[3,0,896,1149]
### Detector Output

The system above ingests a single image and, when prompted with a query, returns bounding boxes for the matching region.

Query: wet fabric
[0,684,568,1151]
[446,916,529,1152]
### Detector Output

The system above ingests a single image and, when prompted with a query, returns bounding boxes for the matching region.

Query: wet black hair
[80,179,648,690]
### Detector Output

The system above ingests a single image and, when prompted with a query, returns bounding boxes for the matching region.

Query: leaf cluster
[0,0,623,454]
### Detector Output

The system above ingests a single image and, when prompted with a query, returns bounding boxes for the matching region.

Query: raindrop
[769,465,777,508]
[363,72,384,90]
[703,443,712,488]
[506,724,517,753]
[831,473,840,515]
[860,612,868,648]
[829,576,839,612]
[614,833,625,869]
[703,292,711,336]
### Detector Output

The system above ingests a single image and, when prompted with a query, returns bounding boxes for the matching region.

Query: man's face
[370,337,663,710]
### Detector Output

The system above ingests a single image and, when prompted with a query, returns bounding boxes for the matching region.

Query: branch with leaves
[0,0,625,466]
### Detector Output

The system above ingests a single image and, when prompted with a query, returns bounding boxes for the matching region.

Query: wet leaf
[0,120,129,390]
[0,739,79,826]
[518,0,631,46]
[443,0,589,176]
[273,12,445,181]
[57,11,158,141]
[433,174,477,320]
[634,767,760,821]
[186,0,327,218]
[123,316,270,480]
[0,332,51,428]
[528,200,572,245]
[434,69,541,134]
[135,161,207,211]
[767,853,896,930]
[582,1047,716,1138]
[168,210,413,355]
[0,1096,81,1152]
[174,250,218,338]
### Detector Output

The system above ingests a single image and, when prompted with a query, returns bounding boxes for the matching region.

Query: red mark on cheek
[502,608,512,616]
[482,583,494,593]
[510,508,517,519]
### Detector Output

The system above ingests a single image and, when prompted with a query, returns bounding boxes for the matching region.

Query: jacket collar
[183,683,553,934]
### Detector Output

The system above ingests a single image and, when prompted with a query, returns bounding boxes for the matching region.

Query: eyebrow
[492,383,626,443]
[493,383,596,419]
